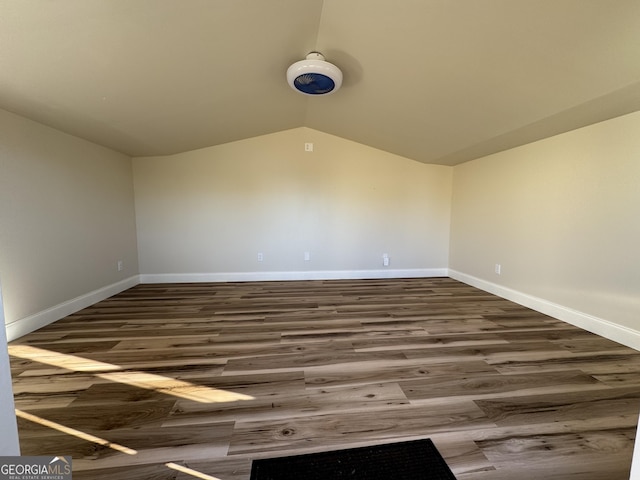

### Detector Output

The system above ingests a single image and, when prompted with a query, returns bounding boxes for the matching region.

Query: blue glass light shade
[293,73,336,95]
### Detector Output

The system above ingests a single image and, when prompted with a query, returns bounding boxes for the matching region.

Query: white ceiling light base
[286,52,343,96]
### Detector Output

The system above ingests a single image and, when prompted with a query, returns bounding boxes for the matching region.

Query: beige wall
[134,128,452,278]
[0,109,139,335]
[450,111,640,332]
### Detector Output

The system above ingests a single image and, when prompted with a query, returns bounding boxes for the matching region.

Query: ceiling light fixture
[286,52,343,96]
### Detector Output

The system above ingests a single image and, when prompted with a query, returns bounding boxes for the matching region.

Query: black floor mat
[250,438,457,479]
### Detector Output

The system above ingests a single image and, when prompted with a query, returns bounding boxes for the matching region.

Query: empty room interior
[1,1,640,479]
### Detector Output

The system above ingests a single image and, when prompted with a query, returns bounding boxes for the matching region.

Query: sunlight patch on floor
[166,462,223,480]
[8,345,120,372]
[99,371,254,403]
[16,409,138,455]
[9,345,254,403]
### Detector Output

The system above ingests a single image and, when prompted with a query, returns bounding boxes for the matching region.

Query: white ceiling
[1,0,640,165]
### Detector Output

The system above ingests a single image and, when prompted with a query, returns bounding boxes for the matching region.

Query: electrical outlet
[117,260,123,271]
[304,251,310,261]
[305,142,314,152]
[383,253,389,267]
[495,263,501,275]
[257,252,264,262]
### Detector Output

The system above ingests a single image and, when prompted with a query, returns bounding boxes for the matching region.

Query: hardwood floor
[8,277,640,479]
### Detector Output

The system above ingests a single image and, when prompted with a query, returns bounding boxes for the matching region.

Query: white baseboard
[449,269,640,351]
[5,276,140,342]
[139,268,448,284]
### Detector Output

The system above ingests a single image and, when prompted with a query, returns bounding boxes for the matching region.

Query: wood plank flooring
[8,277,640,479]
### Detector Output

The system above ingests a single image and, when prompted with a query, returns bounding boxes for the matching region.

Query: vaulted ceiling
[1,0,640,165]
